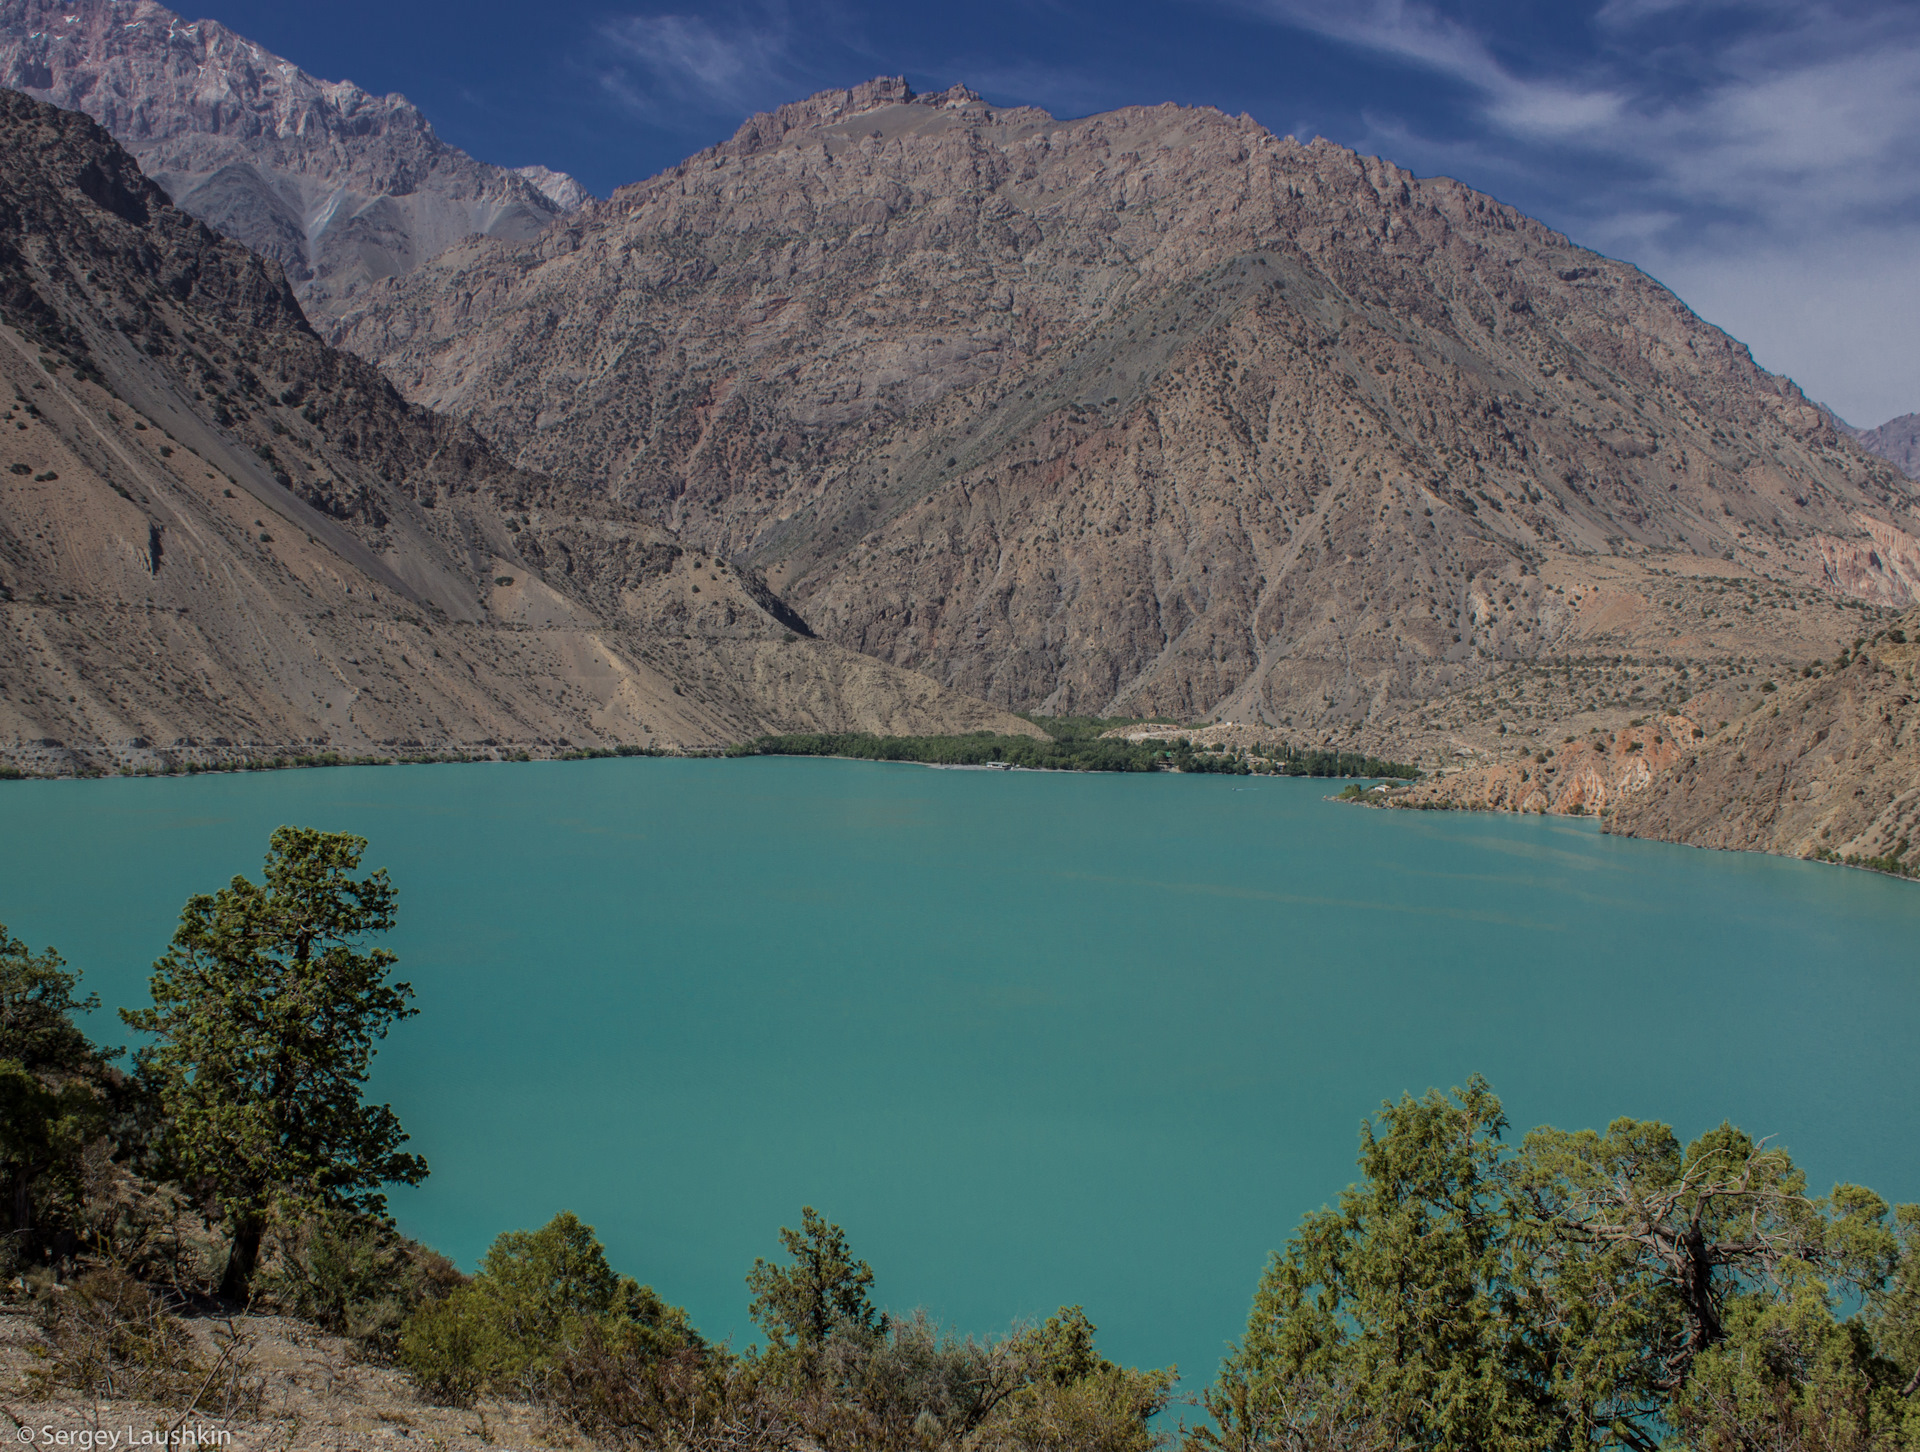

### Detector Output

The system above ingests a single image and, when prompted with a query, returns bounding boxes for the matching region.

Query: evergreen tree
[0,925,112,1256]
[748,1205,885,1374]
[398,1211,698,1401]
[1202,1079,1920,1452]
[123,827,427,1303]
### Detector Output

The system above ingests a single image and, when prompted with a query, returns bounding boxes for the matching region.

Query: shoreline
[2,747,1421,783]
[1342,789,1919,886]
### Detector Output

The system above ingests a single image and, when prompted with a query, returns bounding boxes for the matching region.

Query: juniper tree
[0,925,112,1252]
[1201,1079,1919,1452]
[122,827,426,1303]
[748,1205,885,1378]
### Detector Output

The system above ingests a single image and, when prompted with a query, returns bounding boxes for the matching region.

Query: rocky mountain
[1389,714,1703,816]
[0,88,1033,773]
[330,78,1920,730]
[515,164,593,213]
[0,0,589,317]
[1339,612,1920,878]
[1607,616,1920,868]
[1850,412,1920,480]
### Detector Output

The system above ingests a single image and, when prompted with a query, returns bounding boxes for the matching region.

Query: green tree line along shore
[4,829,1913,1450]
[732,717,1421,779]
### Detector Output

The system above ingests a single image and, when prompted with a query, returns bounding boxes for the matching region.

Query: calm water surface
[3,759,1916,1396]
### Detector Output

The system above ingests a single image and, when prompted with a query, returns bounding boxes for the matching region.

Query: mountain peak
[0,0,578,312]
[514,164,593,212]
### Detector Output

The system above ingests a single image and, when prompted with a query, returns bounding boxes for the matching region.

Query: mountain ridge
[0,0,591,317]
[333,76,1920,726]
[1847,411,1920,480]
[0,87,1034,773]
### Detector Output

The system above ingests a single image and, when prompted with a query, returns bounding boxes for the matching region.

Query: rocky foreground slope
[0,0,586,316]
[0,90,1033,773]
[2,1304,539,1452]
[336,79,1920,727]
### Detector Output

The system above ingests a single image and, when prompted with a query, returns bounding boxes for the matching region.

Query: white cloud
[1240,0,1511,93]
[599,8,797,117]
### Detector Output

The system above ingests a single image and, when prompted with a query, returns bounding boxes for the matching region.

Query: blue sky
[204,0,1919,425]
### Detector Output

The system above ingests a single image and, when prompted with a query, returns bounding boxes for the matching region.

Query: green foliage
[730,731,1170,772]
[1673,1265,1917,1452]
[1812,839,1919,879]
[1263,745,1420,780]
[1004,1306,1176,1452]
[122,827,427,1302]
[0,924,105,1075]
[539,1298,1173,1452]
[730,731,1419,779]
[397,1211,698,1404]
[0,1063,104,1270]
[803,1308,1031,1448]
[0,924,117,1270]
[1202,1078,1920,1452]
[1209,1077,1528,1452]
[748,1205,885,1370]
[732,1211,1170,1450]
[255,1212,462,1352]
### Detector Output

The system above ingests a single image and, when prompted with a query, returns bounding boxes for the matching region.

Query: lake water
[3,759,1917,1401]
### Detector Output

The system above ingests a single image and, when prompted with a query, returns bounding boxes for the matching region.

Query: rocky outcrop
[0,0,589,316]
[0,90,1033,773]
[331,79,1920,726]
[1607,616,1920,867]
[514,164,593,212]
[1390,715,1702,815]
[1815,513,1920,604]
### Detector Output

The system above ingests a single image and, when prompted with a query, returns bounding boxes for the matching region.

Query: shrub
[398,1211,697,1403]
[1002,1308,1174,1452]
[807,1309,1028,1447]
[544,1339,790,1450]
[31,1268,262,1417]
[256,1212,461,1353]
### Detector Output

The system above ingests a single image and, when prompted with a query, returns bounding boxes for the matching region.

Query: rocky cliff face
[1607,616,1920,867]
[1391,715,1703,816]
[0,89,1032,773]
[331,79,1920,726]
[1851,413,1920,480]
[0,0,589,317]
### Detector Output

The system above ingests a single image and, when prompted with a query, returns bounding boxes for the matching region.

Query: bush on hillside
[255,1211,463,1352]
[30,1268,263,1417]
[398,1211,698,1404]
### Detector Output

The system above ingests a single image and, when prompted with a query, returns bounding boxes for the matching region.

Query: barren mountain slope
[335,79,1920,724]
[0,90,1033,773]
[0,0,587,316]
[1606,615,1920,865]
[1852,412,1920,480]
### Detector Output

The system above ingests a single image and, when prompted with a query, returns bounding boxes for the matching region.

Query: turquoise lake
[3,759,1917,1402]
